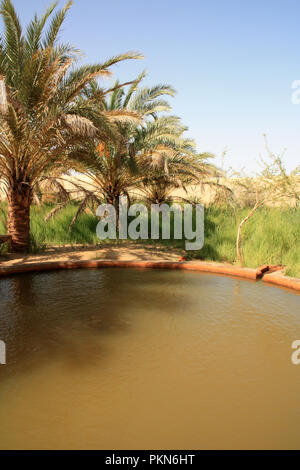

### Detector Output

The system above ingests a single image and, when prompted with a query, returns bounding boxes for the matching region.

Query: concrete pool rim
[0,259,299,293]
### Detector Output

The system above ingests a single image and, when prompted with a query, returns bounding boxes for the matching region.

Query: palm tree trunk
[107,192,120,227]
[7,183,32,252]
[114,197,120,228]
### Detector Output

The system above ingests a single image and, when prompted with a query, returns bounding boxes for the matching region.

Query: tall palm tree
[0,0,141,251]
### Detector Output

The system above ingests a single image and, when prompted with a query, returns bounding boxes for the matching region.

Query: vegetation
[227,138,300,264]
[0,0,299,282]
[0,201,300,277]
[0,0,142,251]
[0,0,214,251]
[48,73,215,225]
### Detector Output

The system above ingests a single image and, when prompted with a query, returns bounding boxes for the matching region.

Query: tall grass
[0,202,299,277]
[197,206,300,277]
[30,203,100,246]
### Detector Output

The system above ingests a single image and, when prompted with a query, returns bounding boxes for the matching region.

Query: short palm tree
[0,0,141,251]
[140,151,216,204]
[55,74,177,225]
[45,75,216,228]
[133,115,216,204]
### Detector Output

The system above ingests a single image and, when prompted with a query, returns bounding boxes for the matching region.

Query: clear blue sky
[9,0,300,173]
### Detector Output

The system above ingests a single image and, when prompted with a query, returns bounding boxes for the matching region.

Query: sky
[9,0,300,173]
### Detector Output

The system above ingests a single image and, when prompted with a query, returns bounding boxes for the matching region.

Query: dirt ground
[0,243,185,269]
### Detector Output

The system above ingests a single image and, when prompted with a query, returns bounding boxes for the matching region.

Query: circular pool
[0,268,300,449]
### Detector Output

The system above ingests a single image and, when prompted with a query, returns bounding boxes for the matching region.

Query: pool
[0,268,300,449]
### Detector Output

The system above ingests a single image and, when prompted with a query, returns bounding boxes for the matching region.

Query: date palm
[0,0,141,251]
[140,150,216,204]
[46,76,215,228]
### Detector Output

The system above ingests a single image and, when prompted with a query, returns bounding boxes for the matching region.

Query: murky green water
[0,268,300,449]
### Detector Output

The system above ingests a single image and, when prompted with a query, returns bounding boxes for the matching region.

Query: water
[0,268,300,449]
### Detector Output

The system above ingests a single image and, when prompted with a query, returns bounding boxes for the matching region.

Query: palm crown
[64,74,184,209]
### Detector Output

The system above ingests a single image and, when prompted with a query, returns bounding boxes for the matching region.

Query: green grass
[236,207,300,278]
[1,202,300,277]
[197,206,300,277]
[30,203,100,246]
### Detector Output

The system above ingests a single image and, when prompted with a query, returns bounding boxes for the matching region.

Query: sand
[0,243,185,269]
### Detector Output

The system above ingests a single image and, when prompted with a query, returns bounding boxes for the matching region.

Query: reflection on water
[0,268,300,449]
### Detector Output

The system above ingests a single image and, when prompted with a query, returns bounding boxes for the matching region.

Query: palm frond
[0,74,7,114]
[42,0,73,48]
[0,0,23,85]
[123,69,147,108]
[25,2,58,54]
[63,114,98,137]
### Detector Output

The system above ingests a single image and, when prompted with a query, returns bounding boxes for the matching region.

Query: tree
[45,74,216,230]
[135,116,216,204]
[233,137,300,263]
[0,0,141,251]
[57,74,177,225]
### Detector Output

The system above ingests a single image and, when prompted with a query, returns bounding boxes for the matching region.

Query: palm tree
[55,74,176,225]
[132,115,216,204]
[45,75,215,229]
[0,0,141,251]
[140,152,216,205]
